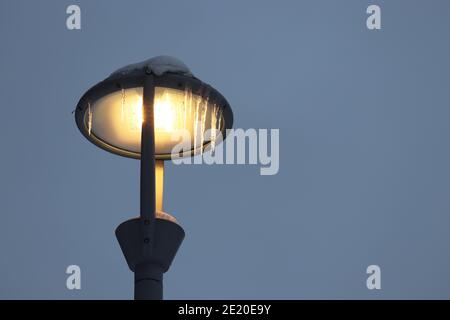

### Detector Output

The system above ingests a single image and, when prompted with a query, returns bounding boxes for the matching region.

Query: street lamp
[75,56,233,300]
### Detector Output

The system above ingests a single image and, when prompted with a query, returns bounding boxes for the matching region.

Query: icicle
[215,107,223,150]
[121,88,125,121]
[210,104,218,154]
[188,89,193,132]
[199,97,208,155]
[194,97,201,153]
[183,88,189,131]
[217,107,223,134]
[87,102,92,136]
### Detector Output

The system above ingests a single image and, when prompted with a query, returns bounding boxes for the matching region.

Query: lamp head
[75,56,233,160]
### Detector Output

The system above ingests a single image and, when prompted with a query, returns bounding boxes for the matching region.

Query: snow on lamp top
[111,55,194,78]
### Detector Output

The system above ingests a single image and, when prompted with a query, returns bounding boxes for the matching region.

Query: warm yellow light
[155,160,179,224]
[154,92,176,132]
[87,87,223,156]
[123,92,177,133]
[121,95,143,133]
[155,160,164,212]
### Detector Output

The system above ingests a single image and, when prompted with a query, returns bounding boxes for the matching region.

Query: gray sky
[1,0,450,299]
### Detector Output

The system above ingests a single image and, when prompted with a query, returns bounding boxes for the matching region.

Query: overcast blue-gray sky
[1,0,450,299]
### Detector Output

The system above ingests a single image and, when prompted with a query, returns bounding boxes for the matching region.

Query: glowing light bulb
[121,91,177,133]
[154,93,176,132]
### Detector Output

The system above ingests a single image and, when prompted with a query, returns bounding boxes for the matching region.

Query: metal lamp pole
[136,74,159,299]
[115,73,185,300]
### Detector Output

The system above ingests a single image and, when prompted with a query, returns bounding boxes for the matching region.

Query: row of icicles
[87,87,223,155]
